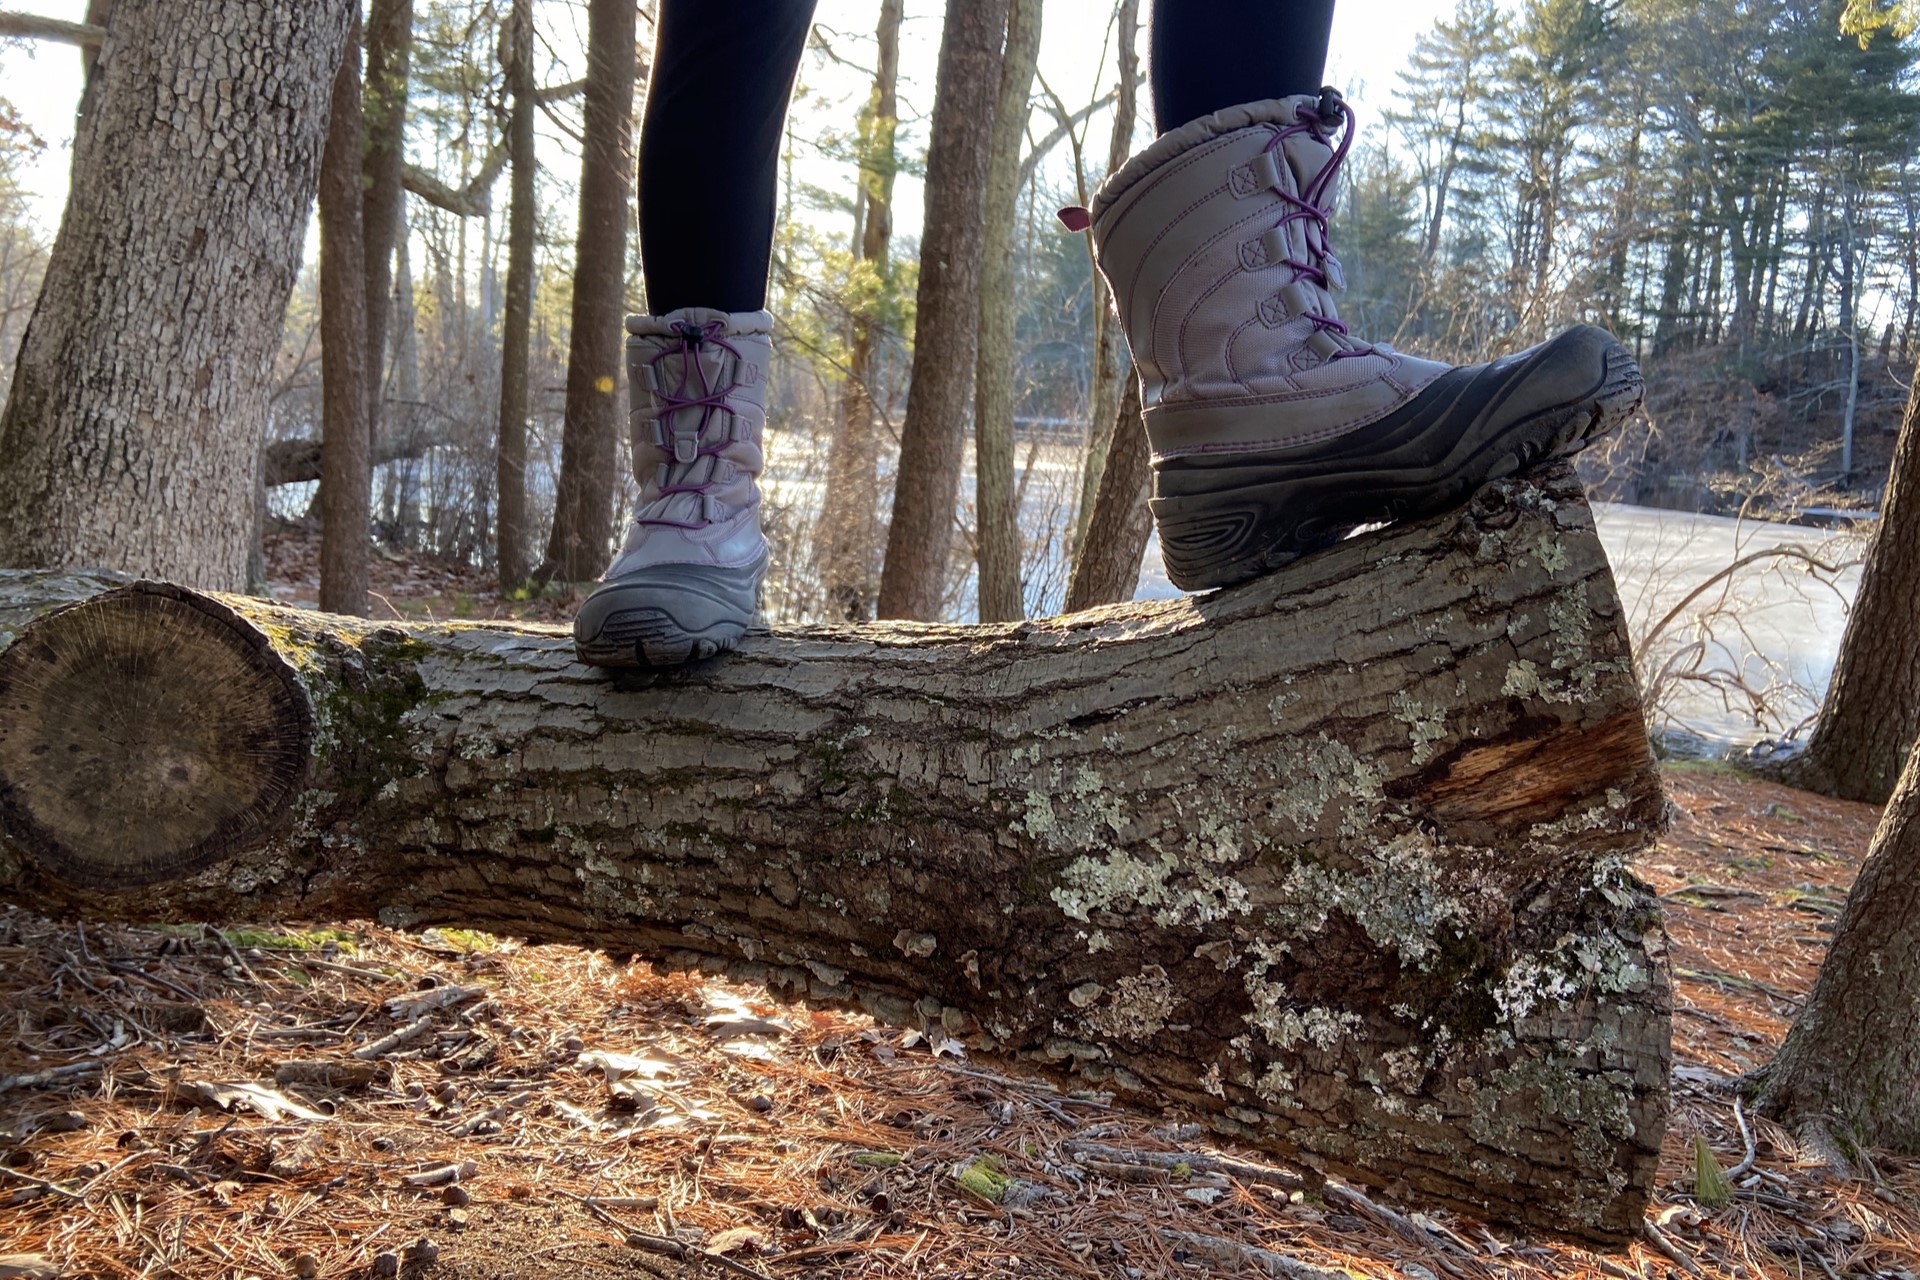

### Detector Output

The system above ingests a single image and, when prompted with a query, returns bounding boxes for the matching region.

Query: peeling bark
[0,466,1668,1241]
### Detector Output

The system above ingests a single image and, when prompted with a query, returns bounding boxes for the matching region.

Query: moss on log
[0,464,1670,1240]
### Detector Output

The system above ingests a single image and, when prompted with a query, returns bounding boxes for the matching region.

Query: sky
[0,0,1450,258]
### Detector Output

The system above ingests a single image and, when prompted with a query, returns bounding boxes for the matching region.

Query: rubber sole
[1151,331,1644,591]
[572,555,765,669]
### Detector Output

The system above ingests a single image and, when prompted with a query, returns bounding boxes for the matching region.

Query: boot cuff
[626,307,774,338]
[1090,94,1321,224]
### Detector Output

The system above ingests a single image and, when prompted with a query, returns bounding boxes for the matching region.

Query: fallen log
[0,464,1669,1241]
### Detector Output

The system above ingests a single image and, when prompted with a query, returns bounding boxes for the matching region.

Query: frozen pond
[1136,503,1868,753]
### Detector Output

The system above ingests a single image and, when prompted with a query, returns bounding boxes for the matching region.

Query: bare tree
[875,0,1012,621]
[542,0,637,583]
[361,0,413,432]
[973,0,1044,623]
[0,0,356,589]
[1069,0,1139,568]
[1791,374,1920,803]
[1064,380,1151,610]
[319,17,372,616]
[1759,732,1920,1159]
[816,0,905,623]
[494,0,537,595]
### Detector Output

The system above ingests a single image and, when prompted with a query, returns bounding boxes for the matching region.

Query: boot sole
[1152,336,1643,591]
[573,556,764,669]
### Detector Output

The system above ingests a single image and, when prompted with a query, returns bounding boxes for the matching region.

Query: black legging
[639,0,1336,315]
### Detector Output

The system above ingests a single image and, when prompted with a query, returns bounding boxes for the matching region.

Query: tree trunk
[1790,371,1920,804]
[319,16,372,618]
[541,0,636,584]
[1063,378,1151,611]
[0,0,356,590]
[816,0,905,623]
[875,0,1012,621]
[494,0,538,595]
[1069,0,1139,569]
[0,465,1668,1242]
[972,0,1044,624]
[360,0,413,434]
[1759,735,1920,1157]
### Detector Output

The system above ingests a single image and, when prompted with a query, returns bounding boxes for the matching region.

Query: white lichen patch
[1535,535,1571,578]
[1263,734,1385,837]
[1081,966,1177,1040]
[1242,979,1363,1051]
[1391,691,1449,766]
[1261,829,1465,964]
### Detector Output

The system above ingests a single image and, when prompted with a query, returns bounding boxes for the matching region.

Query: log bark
[0,466,1669,1242]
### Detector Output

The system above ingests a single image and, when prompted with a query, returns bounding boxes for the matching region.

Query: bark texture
[493,0,537,595]
[875,0,1012,621]
[0,467,1668,1241]
[972,0,1044,624]
[1790,374,1920,803]
[542,0,637,584]
[0,0,356,590]
[816,0,905,623]
[1064,378,1153,611]
[1759,737,1920,1155]
[318,17,372,617]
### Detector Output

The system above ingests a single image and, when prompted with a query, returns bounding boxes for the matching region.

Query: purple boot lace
[1263,90,1373,359]
[634,319,745,532]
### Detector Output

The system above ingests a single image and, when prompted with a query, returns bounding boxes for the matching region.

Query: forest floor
[2,543,1918,1279]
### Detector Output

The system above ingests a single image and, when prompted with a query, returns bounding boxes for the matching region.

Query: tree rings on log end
[0,582,312,887]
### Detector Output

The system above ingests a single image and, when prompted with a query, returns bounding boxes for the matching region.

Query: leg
[1150,0,1336,132]
[574,0,816,669]
[639,0,817,313]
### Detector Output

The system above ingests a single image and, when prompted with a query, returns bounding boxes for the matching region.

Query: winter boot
[574,308,771,667]
[1071,91,1642,591]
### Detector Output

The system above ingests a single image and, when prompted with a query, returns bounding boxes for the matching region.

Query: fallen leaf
[184,1081,330,1123]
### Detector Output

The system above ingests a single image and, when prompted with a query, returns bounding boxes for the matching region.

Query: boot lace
[633,318,744,531]
[1265,88,1373,360]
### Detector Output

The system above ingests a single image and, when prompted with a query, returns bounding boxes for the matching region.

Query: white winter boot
[1072,91,1642,590]
[574,308,771,667]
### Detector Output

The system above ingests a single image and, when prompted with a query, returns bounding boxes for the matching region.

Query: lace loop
[1261,90,1374,361]
[634,320,746,530]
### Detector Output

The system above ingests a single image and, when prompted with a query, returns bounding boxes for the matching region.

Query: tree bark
[360,0,413,436]
[0,466,1667,1242]
[541,0,636,584]
[1064,378,1152,611]
[1759,733,1920,1157]
[319,16,372,618]
[817,0,905,624]
[972,0,1044,624]
[494,0,537,595]
[1789,370,1920,803]
[875,0,1012,621]
[0,0,356,590]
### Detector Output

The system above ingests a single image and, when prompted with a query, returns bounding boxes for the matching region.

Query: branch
[401,77,593,216]
[0,11,105,47]
[1017,73,1144,192]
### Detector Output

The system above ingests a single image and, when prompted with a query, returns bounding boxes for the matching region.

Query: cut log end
[0,582,311,887]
